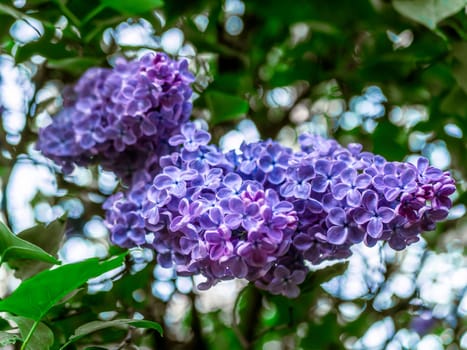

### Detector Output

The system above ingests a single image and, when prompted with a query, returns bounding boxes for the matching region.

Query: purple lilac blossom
[104,124,455,298]
[36,52,194,182]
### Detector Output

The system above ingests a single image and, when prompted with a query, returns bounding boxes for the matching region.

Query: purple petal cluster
[105,124,455,298]
[36,52,194,181]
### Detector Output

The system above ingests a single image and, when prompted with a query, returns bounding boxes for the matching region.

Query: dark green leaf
[10,316,53,350]
[205,91,249,125]
[0,254,126,321]
[0,330,20,346]
[393,0,467,30]
[62,318,162,348]
[100,0,164,15]
[8,216,66,280]
[0,221,59,267]
[47,57,102,75]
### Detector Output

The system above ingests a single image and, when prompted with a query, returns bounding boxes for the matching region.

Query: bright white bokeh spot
[84,218,108,238]
[10,18,43,43]
[225,0,245,15]
[444,123,463,138]
[423,142,451,170]
[340,111,361,130]
[60,237,97,263]
[154,264,175,281]
[448,204,466,220]
[220,130,244,151]
[267,87,296,108]
[225,16,243,36]
[416,335,443,350]
[194,14,209,32]
[461,332,467,349]
[152,280,175,301]
[161,28,184,55]
[175,276,193,294]
[390,273,415,298]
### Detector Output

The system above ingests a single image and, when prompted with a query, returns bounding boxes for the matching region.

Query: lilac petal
[298,164,315,180]
[315,160,331,175]
[223,173,242,190]
[328,207,346,226]
[291,270,306,284]
[194,130,211,144]
[225,214,242,229]
[229,258,248,278]
[295,183,311,199]
[438,184,456,196]
[209,245,224,260]
[347,189,362,207]
[379,207,395,223]
[383,175,399,188]
[367,217,383,238]
[274,266,289,279]
[401,168,416,185]
[293,233,314,250]
[205,232,222,244]
[229,197,244,213]
[332,161,347,176]
[268,167,286,184]
[362,190,378,211]
[245,203,259,216]
[153,175,173,189]
[280,182,295,197]
[311,175,328,193]
[355,174,371,189]
[259,155,273,172]
[274,201,294,212]
[332,183,350,200]
[353,208,371,224]
[384,188,401,201]
[327,226,347,245]
[340,168,357,184]
[171,182,187,197]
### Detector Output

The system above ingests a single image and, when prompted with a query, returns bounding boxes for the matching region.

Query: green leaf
[205,91,249,125]
[47,57,102,75]
[0,330,20,346]
[100,0,164,15]
[0,254,127,321]
[9,317,53,350]
[0,221,59,267]
[8,216,66,280]
[393,0,467,30]
[61,319,162,348]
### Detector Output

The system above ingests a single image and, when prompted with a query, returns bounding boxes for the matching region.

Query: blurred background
[0,0,466,349]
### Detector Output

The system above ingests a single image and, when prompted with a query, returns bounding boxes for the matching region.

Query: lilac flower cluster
[37,52,194,181]
[105,123,455,298]
[35,54,454,298]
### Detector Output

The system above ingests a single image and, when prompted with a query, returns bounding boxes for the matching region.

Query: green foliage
[100,0,164,15]
[0,220,60,267]
[61,318,162,349]
[8,216,66,280]
[205,90,249,124]
[10,316,54,350]
[0,254,126,321]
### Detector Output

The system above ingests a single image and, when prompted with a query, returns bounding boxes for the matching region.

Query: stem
[20,319,39,350]
[81,4,107,25]
[53,0,80,28]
